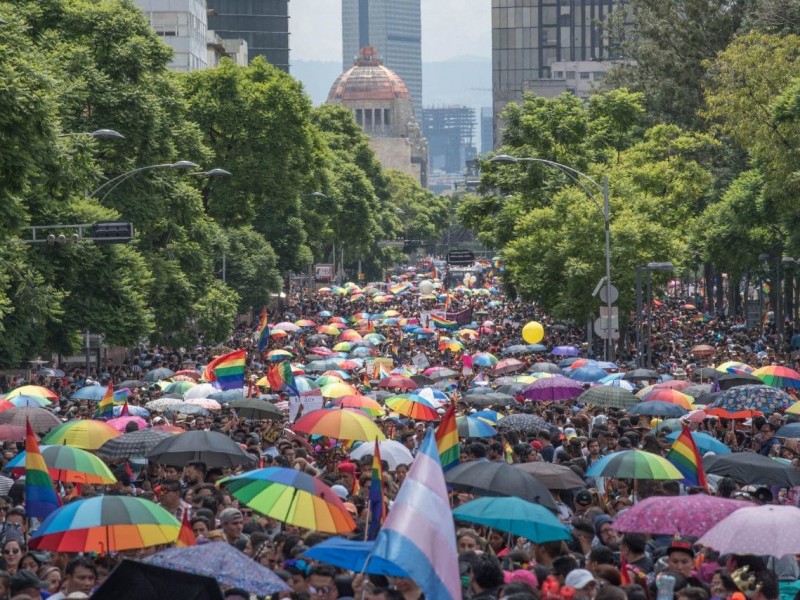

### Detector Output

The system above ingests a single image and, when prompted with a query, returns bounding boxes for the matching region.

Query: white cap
[330,484,349,500]
[565,569,595,590]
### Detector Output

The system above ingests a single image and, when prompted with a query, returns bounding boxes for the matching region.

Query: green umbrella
[578,386,638,409]
[229,398,283,420]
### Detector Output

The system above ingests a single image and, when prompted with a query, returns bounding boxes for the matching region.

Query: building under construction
[421,106,477,177]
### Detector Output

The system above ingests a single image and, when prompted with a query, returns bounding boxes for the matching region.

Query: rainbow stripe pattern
[430,313,458,330]
[435,401,460,471]
[204,349,246,391]
[267,360,298,395]
[666,425,708,488]
[25,420,60,519]
[367,439,386,540]
[93,384,115,419]
[257,307,270,353]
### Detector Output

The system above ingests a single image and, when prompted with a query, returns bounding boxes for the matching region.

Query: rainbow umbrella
[333,342,354,352]
[42,420,121,450]
[716,361,754,375]
[753,365,800,389]
[6,395,51,408]
[5,445,117,484]
[472,353,499,367]
[266,349,294,361]
[456,416,497,438]
[316,374,346,386]
[377,375,418,390]
[642,389,694,410]
[586,450,683,480]
[293,409,385,441]
[294,319,316,328]
[223,467,355,534]
[385,395,439,421]
[320,382,358,398]
[339,330,363,342]
[28,496,180,553]
[162,381,196,395]
[317,325,341,336]
[6,386,58,400]
[332,395,385,417]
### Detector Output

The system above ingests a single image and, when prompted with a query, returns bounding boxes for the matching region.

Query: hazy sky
[289,0,492,63]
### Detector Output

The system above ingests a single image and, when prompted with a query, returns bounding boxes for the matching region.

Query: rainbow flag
[256,306,270,353]
[25,420,60,519]
[435,401,460,471]
[267,360,298,396]
[666,425,708,488]
[430,314,458,330]
[176,509,196,547]
[432,266,439,280]
[367,439,386,540]
[120,401,130,417]
[444,293,451,312]
[93,384,115,419]
[204,349,246,391]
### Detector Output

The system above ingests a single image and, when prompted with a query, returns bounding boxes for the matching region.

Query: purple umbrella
[551,346,579,357]
[698,505,800,557]
[520,377,584,401]
[613,495,750,538]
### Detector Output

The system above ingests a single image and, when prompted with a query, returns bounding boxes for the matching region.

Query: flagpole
[363,500,371,541]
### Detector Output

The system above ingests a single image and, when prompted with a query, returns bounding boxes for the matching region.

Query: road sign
[314,264,334,281]
[594,317,620,339]
[377,240,404,248]
[599,284,619,304]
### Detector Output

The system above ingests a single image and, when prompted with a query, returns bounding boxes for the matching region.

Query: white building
[207,30,249,67]
[545,60,615,98]
[133,0,208,71]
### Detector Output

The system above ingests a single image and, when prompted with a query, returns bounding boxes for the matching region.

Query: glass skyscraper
[207,0,289,70]
[342,0,422,117]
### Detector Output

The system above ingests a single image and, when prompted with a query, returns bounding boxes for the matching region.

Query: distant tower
[328,46,428,187]
[342,0,422,117]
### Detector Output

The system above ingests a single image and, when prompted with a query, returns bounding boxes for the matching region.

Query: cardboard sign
[411,353,430,369]
[289,389,324,421]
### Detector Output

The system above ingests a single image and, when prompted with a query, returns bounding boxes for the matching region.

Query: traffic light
[90,222,134,244]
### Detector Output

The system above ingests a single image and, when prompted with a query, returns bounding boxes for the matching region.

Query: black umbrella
[622,369,659,381]
[495,383,526,396]
[116,380,146,390]
[514,462,586,489]
[776,423,800,439]
[694,368,720,381]
[146,430,256,468]
[445,461,557,511]
[410,374,434,387]
[703,453,800,487]
[93,560,223,600]
[427,368,458,381]
[229,398,283,420]
[716,373,762,390]
[462,395,501,407]
[144,368,175,383]
[495,413,549,434]
[683,384,713,399]
[529,363,562,374]
[96,429,175,460]
[503,345,530,356]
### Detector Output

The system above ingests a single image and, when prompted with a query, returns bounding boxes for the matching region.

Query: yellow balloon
[522,321,544,344]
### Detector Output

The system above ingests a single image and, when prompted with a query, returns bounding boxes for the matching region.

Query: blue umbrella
[145,540,289,595]
[71,386,128,402]
[453,497,571,543]
[112,405,150,418]
[627,401,688,417]
[207,390,246,404]
[569,367,608,382]
[527,344,548,353]
[599,373,625,383]
[457,416,497,438]
[665,431,731,455]
[301,537,408,577]
[552,346,579,356]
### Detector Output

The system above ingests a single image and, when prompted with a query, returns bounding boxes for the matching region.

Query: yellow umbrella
[293,409,385,441]
[6,385,58,400]
[320,382,359,398]
[42,420,121,450]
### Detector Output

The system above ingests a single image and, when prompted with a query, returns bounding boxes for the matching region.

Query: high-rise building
[491,0,621,146]
[207,0,289,70]
[422,107,476,175]
[134,0,209,71]
[342,0,422,117]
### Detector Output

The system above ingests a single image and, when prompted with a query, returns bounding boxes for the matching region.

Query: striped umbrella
[456,416,497,438]
[293,409,385,441]
[29,496,180,552]
[42,420,121,450]
[642,389,694,410]
[222,467,355,534]
[753,365,800,389]
[5,445,117,484]
[385,395,439,421]
[586,450,683,480]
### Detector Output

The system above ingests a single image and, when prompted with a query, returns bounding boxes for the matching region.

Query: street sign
[594,317,620,339]
[599,284,619,304]
[446,249,475,266]
[746,300,761,330]
[314,264,334,281]
[377,240,404,248]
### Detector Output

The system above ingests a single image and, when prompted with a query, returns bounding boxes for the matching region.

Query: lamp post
[489,154,613,360]
[58,129,125,140]
[307,192,342,284]
[635,262,674,367]
[85,161,199,201]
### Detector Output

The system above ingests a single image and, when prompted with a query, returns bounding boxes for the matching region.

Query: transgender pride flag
[370,428,460,600]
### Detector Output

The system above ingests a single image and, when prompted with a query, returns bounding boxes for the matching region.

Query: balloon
[418,280,434,295]
[522,321,544,344]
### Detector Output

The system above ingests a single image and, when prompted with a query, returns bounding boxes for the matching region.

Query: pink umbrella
[310,347,334,357]
[493,358,525,375]
[185,398,222,410]
[683,409,709,423]
[613,495,750,538]
[698,505,800,557]
[107,416,149,433]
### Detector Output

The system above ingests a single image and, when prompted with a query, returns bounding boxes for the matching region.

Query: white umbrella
[349,440,414,470]
[183,383,217,400]
[698,505,800,557]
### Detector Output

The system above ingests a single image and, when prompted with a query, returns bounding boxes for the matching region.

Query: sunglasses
[308,585,332,595]
[3,548,20,555]
[241,510,253,517]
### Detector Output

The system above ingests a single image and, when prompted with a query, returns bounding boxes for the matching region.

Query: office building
[491,0,622,146]
[134,0,209,71]
[207,0,289,70]
[342,0,422,117]
[422,106,476,175]
[480,107,493,155]
[327,46,428,187]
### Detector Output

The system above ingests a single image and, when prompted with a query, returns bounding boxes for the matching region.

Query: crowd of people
[0,261,797,600]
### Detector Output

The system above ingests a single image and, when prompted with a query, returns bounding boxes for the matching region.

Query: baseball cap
[330,484,349,500]
[574,489,592,506]
[565,569,596,589]
[668,538,695,558]
[530,440,543,452]
[564,427,577,440]
[10,571,49,595]
[343,502,358,516]
[219,508,243,524]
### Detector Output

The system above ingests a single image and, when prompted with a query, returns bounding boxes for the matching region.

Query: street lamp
[58,129,125,140]
[489,153,613,360]
[86,161,199,202]
[635,262,674,367]
[307,192,344,284]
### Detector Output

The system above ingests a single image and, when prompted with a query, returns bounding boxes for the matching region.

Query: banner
[289,389,324,421]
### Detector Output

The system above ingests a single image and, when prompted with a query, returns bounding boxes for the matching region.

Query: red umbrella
[173,370,200,380]
[0,424,29,442]
[378,376,418,390]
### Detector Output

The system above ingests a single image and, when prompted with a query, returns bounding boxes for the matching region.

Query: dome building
[327,46,428,187]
